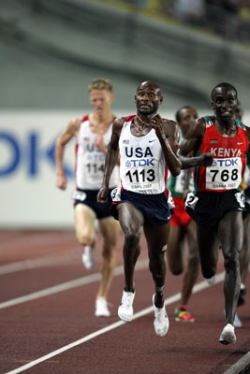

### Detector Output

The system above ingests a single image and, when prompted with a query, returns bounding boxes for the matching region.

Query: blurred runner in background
[167,106,199,323]
[55,78,120,317]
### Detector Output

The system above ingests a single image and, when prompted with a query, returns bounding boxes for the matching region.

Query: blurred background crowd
[107,0,250,41]
[1,0,250,111]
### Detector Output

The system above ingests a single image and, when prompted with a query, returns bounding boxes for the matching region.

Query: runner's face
[211,87,238,122]
[89,89,113,116]
[178,108,198,136]
[135,85,162,115]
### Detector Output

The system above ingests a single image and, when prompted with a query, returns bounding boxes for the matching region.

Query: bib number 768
[210,168,238,182]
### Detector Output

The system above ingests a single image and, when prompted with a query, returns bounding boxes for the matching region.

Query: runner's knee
[76,231,94,246]
[102,245,116,263]
[124,232,141,247]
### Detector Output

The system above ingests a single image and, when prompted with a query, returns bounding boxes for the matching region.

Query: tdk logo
[125,159,155,167]
[124,146,155,166]
[0,131,74,178]
[212,158,239,167]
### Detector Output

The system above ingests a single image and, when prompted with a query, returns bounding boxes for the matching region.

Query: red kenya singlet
[193,116,248,193]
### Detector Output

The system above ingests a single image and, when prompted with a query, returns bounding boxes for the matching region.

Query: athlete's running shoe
[205,275,216,285]
[175,306,195,322]
[118,290,135,322]
[95,297,111,317]
[152,294,169,337]
[219,323,236,345]
[233,312,242,329]
[82,245,95,270]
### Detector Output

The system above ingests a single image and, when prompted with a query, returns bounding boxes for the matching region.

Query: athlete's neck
[89,112,114,134]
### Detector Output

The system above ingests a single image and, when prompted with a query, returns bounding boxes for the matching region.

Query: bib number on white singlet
[205,157,242,190]
[86,163,105,174]
[125,169,155,183]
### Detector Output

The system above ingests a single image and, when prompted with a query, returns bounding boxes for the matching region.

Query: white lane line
[4,272,225,374]
[0,248,81,275]
[0,232,75,250]
[223,352,250,374]
[0,260,148,310]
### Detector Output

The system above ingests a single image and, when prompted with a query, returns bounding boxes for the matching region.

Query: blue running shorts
[73,189,113,220]
[110,189,172,227]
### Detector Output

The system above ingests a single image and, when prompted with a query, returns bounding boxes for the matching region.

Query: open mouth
[220,111,231,116]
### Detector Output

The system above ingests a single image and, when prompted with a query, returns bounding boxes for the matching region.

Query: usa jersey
[193,116,248,193]
[118,115,168,194]
[75,115,119,189]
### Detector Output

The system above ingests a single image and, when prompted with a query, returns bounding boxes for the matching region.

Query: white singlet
[118,116,168,194]
[75,116,119,190]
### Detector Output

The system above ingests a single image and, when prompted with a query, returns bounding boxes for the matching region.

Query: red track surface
[1,230,250,374]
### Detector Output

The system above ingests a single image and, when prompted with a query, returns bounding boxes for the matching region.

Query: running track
[1,230,250,374]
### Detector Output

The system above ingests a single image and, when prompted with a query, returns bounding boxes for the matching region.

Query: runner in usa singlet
[75,115,119,190]
[118,115,168,195]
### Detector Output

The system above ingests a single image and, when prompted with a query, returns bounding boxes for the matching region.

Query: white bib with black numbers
[205,157,243,190]
[118,120,167,194]
[76,119,119,189]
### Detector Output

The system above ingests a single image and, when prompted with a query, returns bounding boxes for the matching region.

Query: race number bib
[72,190,87,201]
[111,187,121,202]
[205,157,242,190]
[85,162,105,179]
[235,191,245,209]
[185,192,199,211]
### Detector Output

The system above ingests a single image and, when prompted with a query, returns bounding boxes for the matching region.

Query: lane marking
[223,351,250,374]
[0,248,81,275]
[0,260,148,310]
[4,273,225,374]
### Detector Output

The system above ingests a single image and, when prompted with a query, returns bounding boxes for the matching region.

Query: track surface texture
[1,229,250,374]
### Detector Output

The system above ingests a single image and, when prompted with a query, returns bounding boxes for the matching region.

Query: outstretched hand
[201,153,213,166]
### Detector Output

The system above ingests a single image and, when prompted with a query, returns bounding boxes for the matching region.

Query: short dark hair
[211,82,237,100]
[175,105,194,122]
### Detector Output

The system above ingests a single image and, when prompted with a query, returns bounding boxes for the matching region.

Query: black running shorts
[73,189,113,220]
[185,189,245,227]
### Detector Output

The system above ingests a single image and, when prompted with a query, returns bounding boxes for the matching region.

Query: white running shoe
[152,294,169,337]
[118,290,135,322]
[205,275,216,285]
[95,297,111,317]
[233,312,242,329]
[82,245,95,270]
[219,323,236,345]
